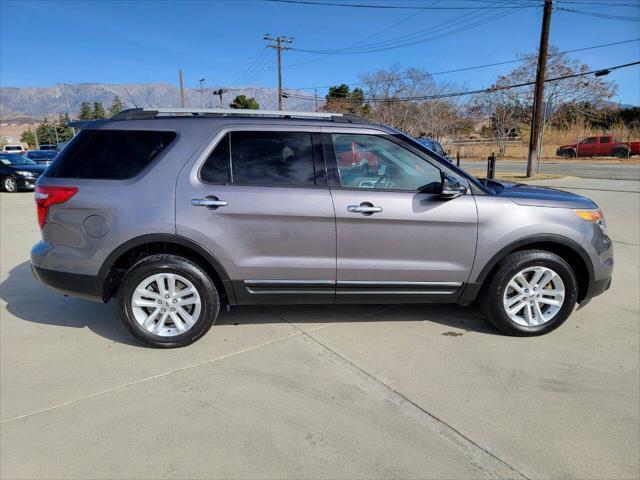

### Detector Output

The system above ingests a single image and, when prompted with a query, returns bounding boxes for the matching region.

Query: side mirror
[440,175,467,199]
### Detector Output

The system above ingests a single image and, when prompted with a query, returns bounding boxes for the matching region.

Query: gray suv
[31,108,613,347]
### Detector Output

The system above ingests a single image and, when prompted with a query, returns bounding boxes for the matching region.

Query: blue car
[0,153,48,192]
[417,138,449,160]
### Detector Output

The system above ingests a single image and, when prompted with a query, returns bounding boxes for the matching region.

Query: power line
[289,38,640,90]
[265,0,541,9]
[556,7,640,21]
[230,48,271,87]
[284,60,640,103]
[555,1,640,7]
[284,0,438,68]
[290,5,525,55]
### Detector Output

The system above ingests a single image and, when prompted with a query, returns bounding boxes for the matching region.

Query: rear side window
[600,136,610,144]
[200,131,316,187]
[200,133,231,184]
[46,129,176,179]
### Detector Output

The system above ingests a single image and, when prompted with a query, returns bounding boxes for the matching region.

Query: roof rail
[110,108,367,123]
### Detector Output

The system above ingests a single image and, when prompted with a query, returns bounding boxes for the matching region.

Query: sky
[1,0,639,105]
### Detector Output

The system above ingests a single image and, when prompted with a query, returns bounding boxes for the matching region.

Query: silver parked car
[31,108,613,347]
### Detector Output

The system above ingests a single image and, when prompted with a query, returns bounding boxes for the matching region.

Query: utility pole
[30,114,39,150]
[178,69,185,108]
[526,0,553,178]
[264,34,294,110]
[199,78,206,108]
[314,88,319,111]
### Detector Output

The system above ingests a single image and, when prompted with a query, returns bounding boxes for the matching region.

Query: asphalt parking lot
[1,176,638,479]
[461,159,640,181]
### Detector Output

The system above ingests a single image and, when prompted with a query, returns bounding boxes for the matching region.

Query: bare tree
[495,46,616,130]
[470,86,526,157]
[358,66,467,141]
[471,46,617,157]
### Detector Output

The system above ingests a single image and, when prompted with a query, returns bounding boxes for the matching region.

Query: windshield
[0,154,38,166]
[4,146,22,151]
[27,151,57,160]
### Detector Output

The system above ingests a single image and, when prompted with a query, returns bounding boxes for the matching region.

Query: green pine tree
[78,102,93,120]
[229,95,259,110]
[93,102,106,119]
[20,130,37,148]
[36,118,57,145]
[109,96,125,117]
[56,113,74,142]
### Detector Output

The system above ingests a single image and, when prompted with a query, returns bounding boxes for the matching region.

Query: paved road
[1,179,638,479]
[460,159,640,181]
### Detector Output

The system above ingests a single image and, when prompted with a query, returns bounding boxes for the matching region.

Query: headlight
[15,170,35,178]
[575,209,608,235]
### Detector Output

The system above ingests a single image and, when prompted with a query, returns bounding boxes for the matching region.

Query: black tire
[563,150,576,159]
[2,176,17,193]
[613,148,629,159]
[117,254,220,348]
[480,250,578,336]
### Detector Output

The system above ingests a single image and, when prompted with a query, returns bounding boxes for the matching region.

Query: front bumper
[31,264,104,302]
[16,177,37,190]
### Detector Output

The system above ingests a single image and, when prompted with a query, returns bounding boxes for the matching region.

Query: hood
[558,143,576,149]
[9,164,48,174]
[491,181,597,209]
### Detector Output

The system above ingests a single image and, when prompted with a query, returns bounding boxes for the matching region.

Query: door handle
[347,203,383,215]
[191,198,228,208]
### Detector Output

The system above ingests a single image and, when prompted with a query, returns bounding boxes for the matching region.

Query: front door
[323,131,478,303]
[176,127,336,304]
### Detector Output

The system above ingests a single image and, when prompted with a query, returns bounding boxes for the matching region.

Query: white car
[2,145,26,154]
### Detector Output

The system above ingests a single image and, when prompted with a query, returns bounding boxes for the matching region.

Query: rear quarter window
[46,129,176,180]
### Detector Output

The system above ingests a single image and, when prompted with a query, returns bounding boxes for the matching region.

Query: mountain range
[0,83,318,122]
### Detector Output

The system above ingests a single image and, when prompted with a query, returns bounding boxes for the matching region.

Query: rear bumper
[31,265,104,302]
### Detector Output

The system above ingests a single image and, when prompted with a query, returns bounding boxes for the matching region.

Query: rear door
[323,129,478,303]
[596,136,611,156]
[176,126,336,304]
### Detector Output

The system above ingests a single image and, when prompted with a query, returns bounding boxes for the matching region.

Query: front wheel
[118,254,220,347]
[481,250,578,336]
[2,176,17,193]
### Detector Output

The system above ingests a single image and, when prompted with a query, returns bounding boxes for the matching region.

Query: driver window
[331,134,441,193]
[581,137,596,144]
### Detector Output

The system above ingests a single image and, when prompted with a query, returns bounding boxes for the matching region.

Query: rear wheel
[481,250,578,336]
[118,254,220,348]
[613,148,629,159]
[2,176,17,193]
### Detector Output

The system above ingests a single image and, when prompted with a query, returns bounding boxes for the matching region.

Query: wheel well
[482,241,590,302]
[104,241,231,304]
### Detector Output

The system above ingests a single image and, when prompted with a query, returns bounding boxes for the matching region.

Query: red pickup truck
[556,135,640,158]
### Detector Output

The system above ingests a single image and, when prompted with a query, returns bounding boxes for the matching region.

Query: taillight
[35,186,78,229]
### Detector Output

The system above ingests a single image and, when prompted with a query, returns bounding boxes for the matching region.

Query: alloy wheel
[4,177,17,192]
[131,273,201,337]
[502,266,565,327]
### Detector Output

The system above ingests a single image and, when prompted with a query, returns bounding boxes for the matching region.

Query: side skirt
[233,280,463,305]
